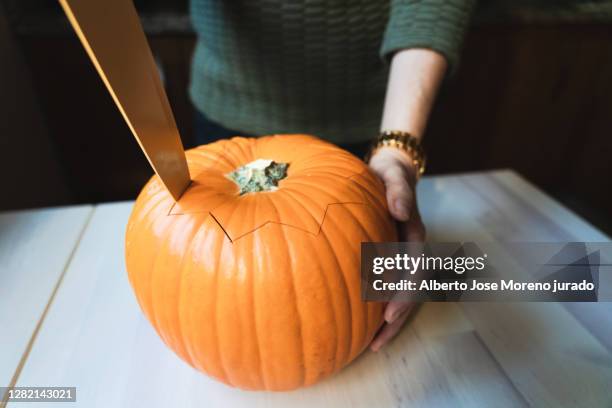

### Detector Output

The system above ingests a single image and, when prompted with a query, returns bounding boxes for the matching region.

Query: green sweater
[189,0,475,143]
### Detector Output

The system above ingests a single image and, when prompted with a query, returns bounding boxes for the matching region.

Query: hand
[368,146,426,351]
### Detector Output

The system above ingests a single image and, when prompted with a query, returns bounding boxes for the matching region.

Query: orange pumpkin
[125,134,396,390]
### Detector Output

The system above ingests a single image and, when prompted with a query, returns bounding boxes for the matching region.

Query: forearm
[380,48,448,140]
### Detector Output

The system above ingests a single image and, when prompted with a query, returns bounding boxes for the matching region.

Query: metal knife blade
[59,0,191,201]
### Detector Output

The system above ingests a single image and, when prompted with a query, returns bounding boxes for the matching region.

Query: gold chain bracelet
[365,130,426,178]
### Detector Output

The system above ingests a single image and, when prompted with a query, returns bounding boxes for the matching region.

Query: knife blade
[58,0,191,201]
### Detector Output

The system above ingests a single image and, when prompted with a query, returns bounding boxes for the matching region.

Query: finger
[399,200,426,242]
[381,166,413,222]
[370,308,412,352]
[404,219,426,242]
[384,301,414,324]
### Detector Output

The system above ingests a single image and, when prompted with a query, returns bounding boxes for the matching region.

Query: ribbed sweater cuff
[381,0,476,75]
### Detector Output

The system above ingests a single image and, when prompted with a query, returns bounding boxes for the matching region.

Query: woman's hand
[368,47,446,350]
[367,146,426,351]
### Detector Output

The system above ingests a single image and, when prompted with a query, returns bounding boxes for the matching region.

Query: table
[1,170,611,407]
[0,205,92,392]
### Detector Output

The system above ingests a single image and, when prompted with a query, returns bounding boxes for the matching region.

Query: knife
[58,0,191,201]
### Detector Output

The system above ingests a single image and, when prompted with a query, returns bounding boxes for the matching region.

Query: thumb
[380,166,413,222]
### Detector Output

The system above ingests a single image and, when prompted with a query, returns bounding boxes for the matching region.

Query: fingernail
[386,310,400,324]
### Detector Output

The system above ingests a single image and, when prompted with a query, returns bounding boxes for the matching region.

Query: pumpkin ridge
[188,137,261,173]
[249,233,268,389]
[281,176,373,232]
[256,135,342,165]
[272,219,307,388]
[178,222,213,374]
[195,219,232,383]
[233,138,255,166]
[288,146,359,164]
[136,181,174,219]
[273,188,331,234]
[154,215,193,359]
[348,170,389,216]
[212,231,232,385]
[289,165,363,182]
[286,169,358,179]
[314,217,351,374]
[281,178,357,202]
[203,140,237,167]
[319,204,370,358]
[188,142,234,175]
[174,216,206,368]
[248,138,258,165]
[148,215,180,347]
[282,184,343,220]
[128,195,175,324]
[222,137,256,168]
[299,245,338,386]
[321,206,370,356]
[282,171,373,204]
[317,202,375,236]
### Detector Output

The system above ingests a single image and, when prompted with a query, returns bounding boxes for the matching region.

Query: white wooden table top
[2,170,611,408]
[0,206,92,394]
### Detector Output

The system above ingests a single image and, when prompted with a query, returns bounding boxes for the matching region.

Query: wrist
[366,131,426,178]
[372,146,415,167]
[370,147,419,182]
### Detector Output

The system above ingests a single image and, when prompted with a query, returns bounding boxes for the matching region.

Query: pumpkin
[125,134,396,390]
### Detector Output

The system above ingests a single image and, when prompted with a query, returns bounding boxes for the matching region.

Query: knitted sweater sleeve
[381,0,476,73]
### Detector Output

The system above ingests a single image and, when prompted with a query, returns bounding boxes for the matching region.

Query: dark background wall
[1,1,611,234]
[0,2,70,208]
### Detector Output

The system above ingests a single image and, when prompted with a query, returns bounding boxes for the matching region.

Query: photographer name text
[372,279,595,293]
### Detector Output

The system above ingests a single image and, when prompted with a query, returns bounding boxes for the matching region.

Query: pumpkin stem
[227,159,288,195]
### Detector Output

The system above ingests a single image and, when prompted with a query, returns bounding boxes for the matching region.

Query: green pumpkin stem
[227,159,288,195]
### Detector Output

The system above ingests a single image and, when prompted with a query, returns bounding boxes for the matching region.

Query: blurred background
[1,0,611,234]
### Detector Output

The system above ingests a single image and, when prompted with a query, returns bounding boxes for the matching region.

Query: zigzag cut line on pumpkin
[197,201,380,244]
[165,173,384,242]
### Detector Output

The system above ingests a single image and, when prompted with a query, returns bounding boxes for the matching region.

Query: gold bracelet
[365,130,426,178]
